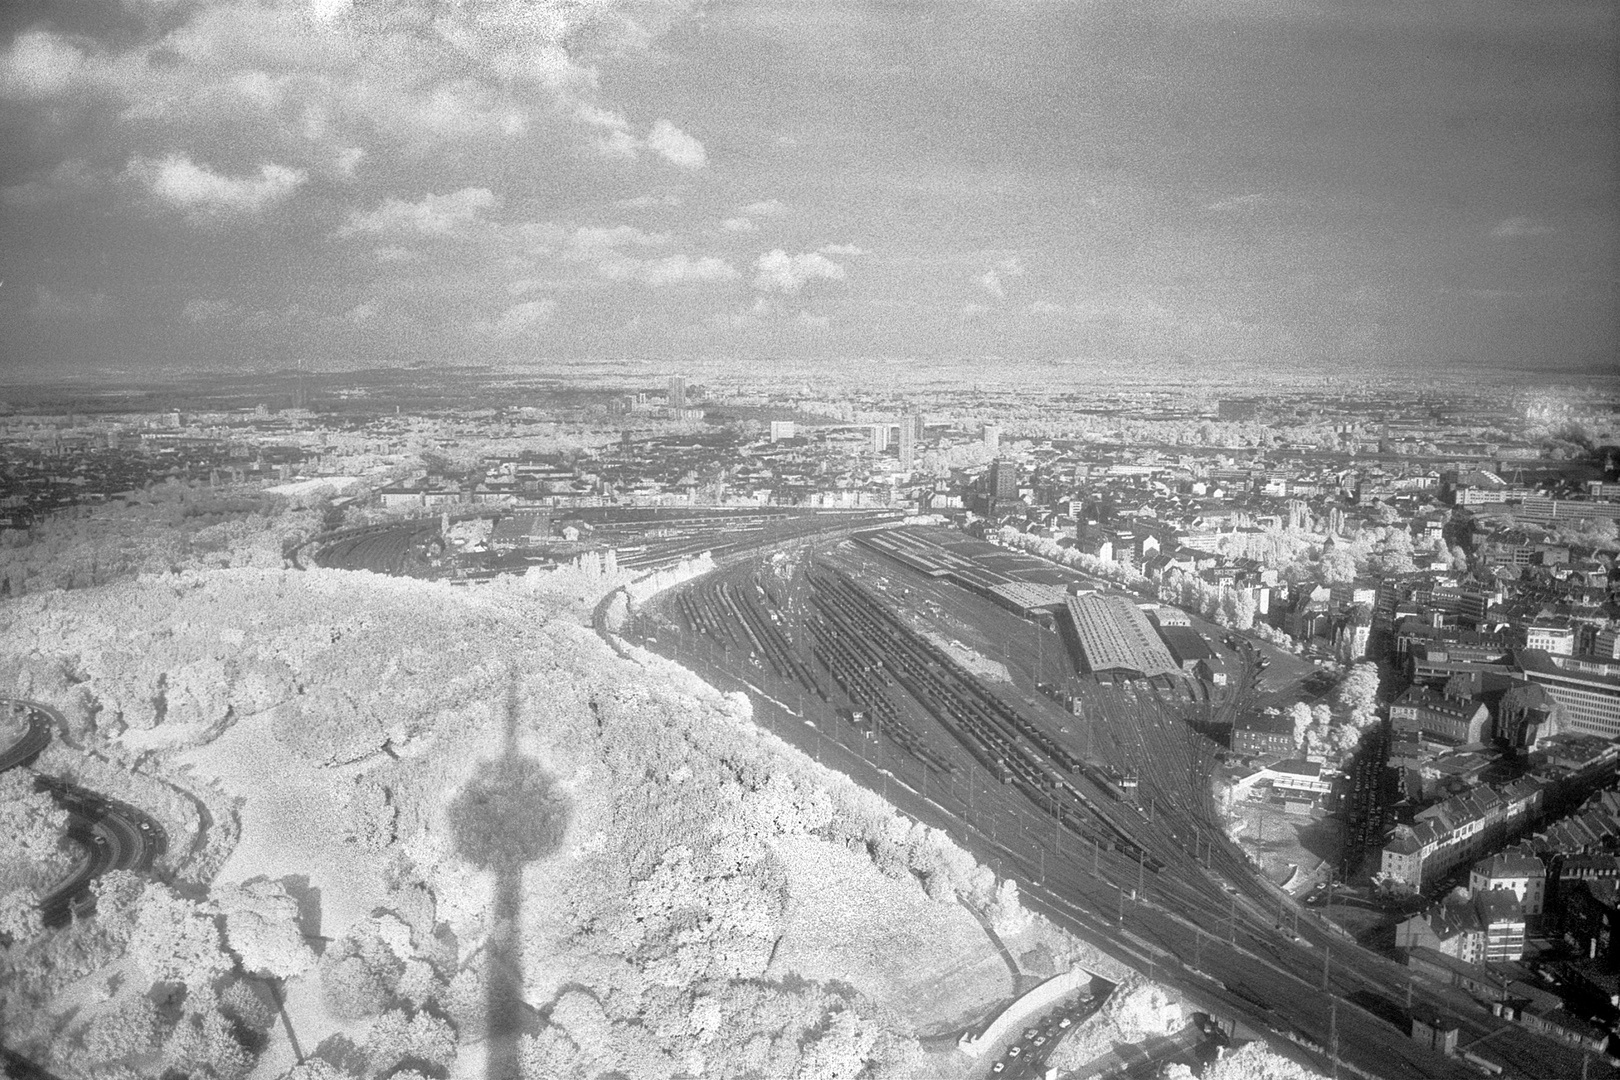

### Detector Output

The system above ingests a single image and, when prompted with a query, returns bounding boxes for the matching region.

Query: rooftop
[1062,593,1180,678]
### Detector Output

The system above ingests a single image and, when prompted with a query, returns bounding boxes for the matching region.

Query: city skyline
[1,0,1615,379]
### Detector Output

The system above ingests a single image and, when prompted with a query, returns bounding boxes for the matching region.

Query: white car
[1009,1047,1022,1059]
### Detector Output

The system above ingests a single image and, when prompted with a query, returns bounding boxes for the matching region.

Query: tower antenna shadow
[446,669,570,1080]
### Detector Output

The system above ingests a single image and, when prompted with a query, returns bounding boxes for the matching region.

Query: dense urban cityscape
[1,369,1619,1080]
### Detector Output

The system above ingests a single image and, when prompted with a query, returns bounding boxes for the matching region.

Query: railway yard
[624,526,1620,1080]
[309,505,904,576]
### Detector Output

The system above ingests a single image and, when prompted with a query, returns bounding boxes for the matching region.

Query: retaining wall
[957,965,1097,1056]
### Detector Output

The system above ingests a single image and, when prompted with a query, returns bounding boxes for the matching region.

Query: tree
[1288,703,1313,750]
[214,879,317,981]
[0,771,70,893]
[1336,661,1381,725]
[159,1006,254,1080]
[0,888,42,943]
[91,869,147,946]
[80,996,160,1066]
[361,1007,456,1078]
[1319,547,1358,585]
[277,1061,356,1080]
[318,924,404,1020]
[128,881,234,990]
[1552,517,1620,552]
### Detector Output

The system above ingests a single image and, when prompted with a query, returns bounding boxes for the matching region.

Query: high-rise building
[898,422,915,470]
[983,424,1001,453]
[870,424,891,453]
[990,459,1019,502]
[769,420,796,442]
[668,376,686,411]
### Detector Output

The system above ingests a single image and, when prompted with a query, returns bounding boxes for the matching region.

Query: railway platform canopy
[1063,594,1180,679]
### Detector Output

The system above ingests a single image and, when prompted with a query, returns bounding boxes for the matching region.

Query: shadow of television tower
[447,672,571,1080]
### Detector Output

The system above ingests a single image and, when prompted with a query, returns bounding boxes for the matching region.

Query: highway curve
[0,700,168,926]
[0,705,50,771]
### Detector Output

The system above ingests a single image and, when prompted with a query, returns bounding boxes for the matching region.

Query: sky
[0,0,1615,381]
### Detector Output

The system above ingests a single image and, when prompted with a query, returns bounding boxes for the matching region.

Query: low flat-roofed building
[1231,758,1334,806]
[1495,982,1610,1052]
[1156,624,1213,671]
[986,581,1070,620]
[378,485,426,509]
[1196,654,1229,687]
[1402,945,1507,1002]
[489,513,552,551]
[1145,604,1191,628]
[1063,593,1180,678]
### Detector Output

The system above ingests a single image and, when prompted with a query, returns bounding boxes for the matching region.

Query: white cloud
[308,0,352,24]
[576,104,640,159]
[133,154,307,215]
[739,199,787,216]
[1490,216,1554,238]
[977,256,1025,299]
[1029,299,1066,316]
[485,298,555,339]
[797,311,829,329]
[599,254,739,286]
[720,217,757,233]
[753,250,847,294]
[818,243,867,256]
[333,146,365,178]
[646,119,706,169]
[0,31,86,99]
[337,187,496,237]
[564,225,670,259]
[617,192,682,209]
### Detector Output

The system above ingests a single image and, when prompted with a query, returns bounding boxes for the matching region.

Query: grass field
[766,834,1015,1039]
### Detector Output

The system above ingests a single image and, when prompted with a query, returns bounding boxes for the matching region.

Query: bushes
[318,922,405,1021]
[3,563,1060,1080]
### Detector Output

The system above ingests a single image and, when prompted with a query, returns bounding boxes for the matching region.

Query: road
[991,989,1112,1080]
[0,703,50,771]
[33,774,166,926]
[623,539,1620,1080]
[0,700,168,926]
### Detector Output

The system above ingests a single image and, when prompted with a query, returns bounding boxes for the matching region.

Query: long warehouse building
[1063,594,1180,678]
